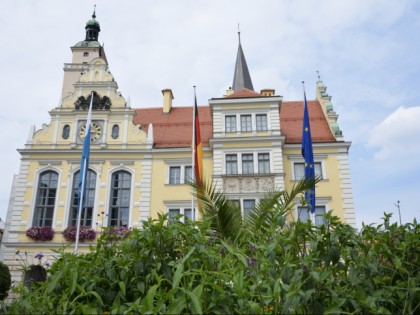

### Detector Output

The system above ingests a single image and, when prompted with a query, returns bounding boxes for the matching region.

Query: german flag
[194,94,203,187]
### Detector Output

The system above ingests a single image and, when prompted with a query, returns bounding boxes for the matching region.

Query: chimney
[162,89,174,113]
[225,87,234,97]
[260,88,275,96]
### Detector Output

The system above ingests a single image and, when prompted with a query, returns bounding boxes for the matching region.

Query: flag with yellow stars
[301,91,315,213]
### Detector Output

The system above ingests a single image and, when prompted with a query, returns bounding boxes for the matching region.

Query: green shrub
[8,212,420,314]
[0,261,11,301]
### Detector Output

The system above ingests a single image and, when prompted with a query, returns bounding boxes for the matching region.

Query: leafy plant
[102,225,130,241]
[25,226,54,241]
[0,261,11,301]
[8,180,420,314]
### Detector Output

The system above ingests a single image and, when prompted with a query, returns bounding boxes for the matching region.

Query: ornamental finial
[92,4,96,18]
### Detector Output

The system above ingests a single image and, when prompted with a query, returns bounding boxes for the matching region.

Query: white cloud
[368,106,420,159]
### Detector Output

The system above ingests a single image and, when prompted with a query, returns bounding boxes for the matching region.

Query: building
[1,10,355,278]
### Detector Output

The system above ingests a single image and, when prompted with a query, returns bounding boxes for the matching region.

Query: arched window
[69,170,97,227]
[33,171,58,227]
[111,124,119,139]
[62,125,70,139]
[109,171,131,227]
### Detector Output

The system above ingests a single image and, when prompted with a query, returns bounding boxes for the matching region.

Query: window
[109,171,131,227]
[83,52,89,57]
[297,206,326,227]
[258,153,270,174]
[62,125,70,140]
[168,207,195,223]
[169,166,181,184]
[243,199,256,219]
[242,154,254,174]
[69,170,96,226]
[167,165,192,184]
[294,162,323,180]
[168,209,180,222]
[226,154,238,174]
[226,153,271,175]
[33,171,58,227]
[241,115,252,132]
[184,166,193,183]
[225,115,236,132]
[256,114,268,131]
[111,124,119,139]
[184,208,193,221]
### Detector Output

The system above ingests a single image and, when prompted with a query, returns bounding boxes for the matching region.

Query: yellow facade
[1,12,355,284]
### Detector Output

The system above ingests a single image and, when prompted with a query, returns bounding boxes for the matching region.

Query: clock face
[79,121,102,142]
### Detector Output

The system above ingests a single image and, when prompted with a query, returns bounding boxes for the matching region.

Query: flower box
[25,226,54,241]
[63,226,96,242]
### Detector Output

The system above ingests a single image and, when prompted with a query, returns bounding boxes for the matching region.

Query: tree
[0,261,11,301]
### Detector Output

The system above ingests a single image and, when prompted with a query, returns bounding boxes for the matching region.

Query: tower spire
[85,5,100,41]
[232,28,254,91]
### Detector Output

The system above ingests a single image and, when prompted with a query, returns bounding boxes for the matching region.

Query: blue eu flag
[78,95,93,209]
[302,91,316,213]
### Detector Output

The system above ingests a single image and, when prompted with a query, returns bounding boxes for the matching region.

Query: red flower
[26,226,54,241]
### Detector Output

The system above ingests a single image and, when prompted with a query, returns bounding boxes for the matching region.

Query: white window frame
[241,154,254,174]
[240,114,252,132]
[256,114,268,131]
[229,197,257,219]
[258,153,270,174]
[296,205,327,227]
[32,170,60,227]
[169,166,181,184]
[290,155,327,181]
[225,115,237,133]
[293,162,323,180]
[223,112,270,133]
[294,197,330,227]
[166,160,193,184]
[165,201,197,223]
[226,154,238,175]
[224,152,271,175]
[242,199,256,219]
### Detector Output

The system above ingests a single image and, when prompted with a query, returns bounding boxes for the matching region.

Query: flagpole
[75,92,93,255]
[191,86,196,219]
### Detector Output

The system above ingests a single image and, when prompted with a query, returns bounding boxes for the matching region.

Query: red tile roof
[134,107,213,148]
[133,99,335,148]
[280,100,336,143]
[225,88,262,98]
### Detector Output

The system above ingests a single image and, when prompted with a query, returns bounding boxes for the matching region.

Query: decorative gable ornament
[75,91,111,110]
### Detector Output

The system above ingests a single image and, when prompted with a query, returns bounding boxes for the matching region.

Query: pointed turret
[232,30,254,91]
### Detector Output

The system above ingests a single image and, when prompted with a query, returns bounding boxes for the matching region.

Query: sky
[1,0,419,229]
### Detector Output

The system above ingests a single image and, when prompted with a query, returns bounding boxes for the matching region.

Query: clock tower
[61,7,108,99]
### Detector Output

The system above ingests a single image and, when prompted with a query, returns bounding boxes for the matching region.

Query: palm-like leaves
[192,180,243,241]
[246,176,319,237]
[192,176,320,242]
